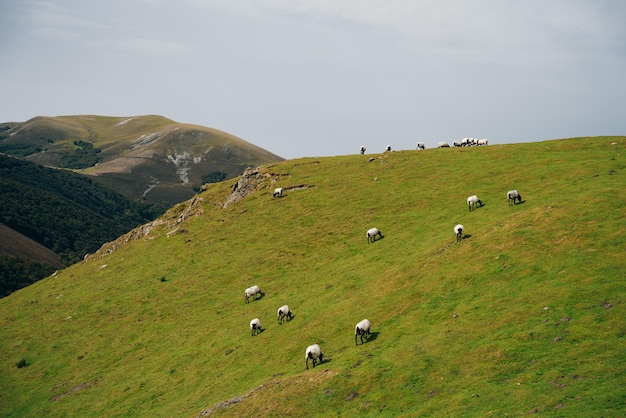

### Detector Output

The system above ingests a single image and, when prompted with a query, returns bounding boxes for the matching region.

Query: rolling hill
[0,115,284,207]
[0,154,161,297]
[0,136,624,416]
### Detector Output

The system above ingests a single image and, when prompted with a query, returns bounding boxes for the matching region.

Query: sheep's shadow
[279,314,296,324]
[461,234,472,240]
[369,236,385,244]
[358,331,380,345]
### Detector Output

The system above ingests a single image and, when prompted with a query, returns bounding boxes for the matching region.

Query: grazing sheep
[273,187,283,198]
[360,145,366,154]
[385,145,392,152]
[250,318,262,336]
[367,227,383,244]
[477,139,488,146]
[245,285,265,303]
[507,190,522,205]
[416,142,425,150]
[305,344,324,369]
[461,137,471,146]
[467,195,483,211]
[355,319,372,345]
[277,305,293,324]
[438,141,450,148]
[454,224,464,242]
[453,141,462,147]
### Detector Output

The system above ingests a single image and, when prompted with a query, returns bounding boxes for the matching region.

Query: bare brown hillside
[0,222,61,267]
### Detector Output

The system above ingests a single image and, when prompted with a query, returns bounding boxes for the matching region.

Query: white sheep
[438,141,450,148]
[467,195,483,211]
[507,189,522,206]
[355,319,371,345]
[477,139,488,146]
[385,145,392,152]
[416,142,425,150]
[453,141,462,147]
[360,145,366,154]
[244,285,265,303]
[454,224,464,242]
[305,344,324,369]
[277,305,293,324]
[273,187,283,198]
[250,318,262,336]
[367,227,383,244]
[461,137,471,146]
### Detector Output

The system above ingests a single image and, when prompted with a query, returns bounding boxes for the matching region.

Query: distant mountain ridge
[0,115,284,206]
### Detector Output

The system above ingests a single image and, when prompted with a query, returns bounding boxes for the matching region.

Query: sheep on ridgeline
[385,145,392,152]
[367,227,383,244]
[273,187,283,198]
[467,195,483,211]
[244,285,265,303]
[416,142,425,150]
[438,141,450,148]
[461,137,471,147]
[507,190,522,206]
[453,141,462,147]
[454,224,464,242]
[355,319,372,345]
[477,139,488,146]
[250,318,262,336]
[360,145,366,154]
[277,305,293,324]
[305,344,324,369]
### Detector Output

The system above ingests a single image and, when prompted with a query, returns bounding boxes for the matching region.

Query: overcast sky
[1,1,625,159]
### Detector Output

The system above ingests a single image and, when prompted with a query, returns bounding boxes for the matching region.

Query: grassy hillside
[0,137,624,416]
[0,115,284,206]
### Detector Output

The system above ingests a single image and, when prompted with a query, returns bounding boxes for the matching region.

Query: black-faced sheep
[454,224,464,242]
[507,190,522,205]
[438,141,450,148]
[416,142,425,150]
[477,139,488,146]
[273,187,283,198]
[355,319,371,345]
[305,344,324,369]
[360,146,366,154]
[385,145,392,152]
[277,305,293,324]
[467,195,483,211]
[367,227,383,244]
[245,285,265,303]
[250,318,262,336]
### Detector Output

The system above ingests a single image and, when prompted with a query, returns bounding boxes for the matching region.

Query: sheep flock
[240,142,525,372]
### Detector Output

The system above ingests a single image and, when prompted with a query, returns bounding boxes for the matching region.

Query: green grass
[1,136,625,417]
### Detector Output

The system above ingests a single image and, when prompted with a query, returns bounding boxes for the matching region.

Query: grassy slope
[0,137,624,417]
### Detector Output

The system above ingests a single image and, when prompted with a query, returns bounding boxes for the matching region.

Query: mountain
[0,115,284,207]
[0,136,624,416]
[0,154,161,297]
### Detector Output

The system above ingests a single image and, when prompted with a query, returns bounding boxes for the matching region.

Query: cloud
[107,38,194,55]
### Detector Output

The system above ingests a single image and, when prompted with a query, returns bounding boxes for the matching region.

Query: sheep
[273,187,283,198]
[477,139,488,146]
[461,137,471,146]
[250,318,262,336]
[507,189,522,205]
[277,305,293,324]
[453,141,462,147]
[360,145,366,154]
[454,224,464,242]
[367,227,383,244]
[355,319,371,345]
[416,142,425,150]
[244,285,265,303]
[467,195,483,211]
[438,141,450,148]
[385,145,392,152]
[305,344,324,369]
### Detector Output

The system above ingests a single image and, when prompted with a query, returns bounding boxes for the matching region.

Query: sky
[1,1,625,159]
